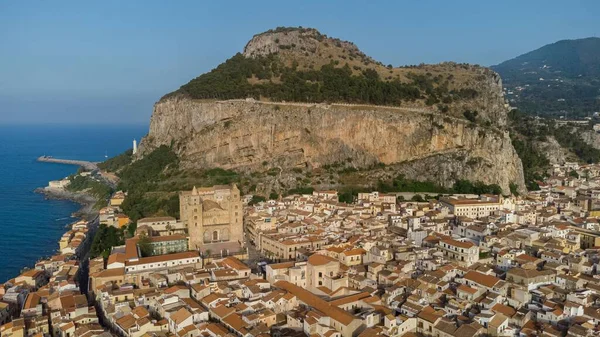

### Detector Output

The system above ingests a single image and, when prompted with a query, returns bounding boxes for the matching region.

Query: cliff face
[139,27,526,194]
[140,98,526,194]
[581,130,600,149]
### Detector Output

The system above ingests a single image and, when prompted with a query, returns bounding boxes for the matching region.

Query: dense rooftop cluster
[0,220,102,337]
[5,160,600,337]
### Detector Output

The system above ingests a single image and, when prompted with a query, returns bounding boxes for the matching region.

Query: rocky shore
[35,187,99,220]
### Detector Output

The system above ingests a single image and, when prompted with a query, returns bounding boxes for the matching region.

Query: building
[148,235,189,255]
[110,191,127,207]
[306,254,345,293]
[136,216,186,236]
[437,238,479,266]
[571,227,600,249]
[48,178,70,189]
[439,196,502,218]
[179,185,244,255]
[259,233,326,260]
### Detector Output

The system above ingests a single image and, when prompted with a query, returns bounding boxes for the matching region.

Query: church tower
[179,184,243,254]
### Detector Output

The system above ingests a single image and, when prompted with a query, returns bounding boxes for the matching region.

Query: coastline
[35,186,100,220]
[0,186,100,282]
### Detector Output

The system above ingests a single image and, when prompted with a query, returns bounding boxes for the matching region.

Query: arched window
[221,228,230,241]
[213,230,219,241]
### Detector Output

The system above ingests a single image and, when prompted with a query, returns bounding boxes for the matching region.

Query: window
[213,230,219,241]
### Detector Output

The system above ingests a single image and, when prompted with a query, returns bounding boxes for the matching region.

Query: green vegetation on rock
[118,145,179,192]
[108,146,244,222]
[336,175,504,204]
[553,125,600,164]
[97,149,133,172]
[507,110,550,190]
[66,175,113,209]
[169,53,476,109]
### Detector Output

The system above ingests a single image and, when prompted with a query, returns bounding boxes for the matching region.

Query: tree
[89,224,126,259]
[138,234,153,257]
[509,183,519,196]
[463,110,478,123]
[411,194,424,202]
[249,195,266,205]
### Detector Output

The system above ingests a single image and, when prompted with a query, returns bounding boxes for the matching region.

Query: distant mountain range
[492,37,600,117]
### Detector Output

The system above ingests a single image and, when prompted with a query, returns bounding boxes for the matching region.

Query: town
[4,161,600,337]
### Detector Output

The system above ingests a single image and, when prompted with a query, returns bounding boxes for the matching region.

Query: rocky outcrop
[534,136,571,165]
[139,98,526,194]
[581,130,600,149]
[139,27,526,194]
[243,28,369,62]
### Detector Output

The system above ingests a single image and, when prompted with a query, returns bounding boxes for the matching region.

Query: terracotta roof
[329,292,370,306]
[137,216,176,223]
[441,198,499,206]
[267,261,295,270]
[464,271,501,288]
[222,313,247,334]
[211,304,235,319]
[275,281,357,326]
[92,267,125,278]
[457,284,478,294]
[19,269,43,278]
[417,306,443,323]
[125,251,199,266]
[116,314,136,331]
[441,238,475,249]
[491,303,517,318]
[107,253,126,265]
[307,254,338,266]
[343,248,367,256]
[221,257,250,271]
[170,307,192,325]
[23,293,41,310]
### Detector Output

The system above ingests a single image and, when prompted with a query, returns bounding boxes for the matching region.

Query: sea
[0,124,147,282]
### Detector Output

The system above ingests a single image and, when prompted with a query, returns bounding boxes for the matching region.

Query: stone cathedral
[179,184,243,255]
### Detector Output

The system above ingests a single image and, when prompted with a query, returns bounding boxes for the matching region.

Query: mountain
[492,37,600,117]
[138,27,525,195]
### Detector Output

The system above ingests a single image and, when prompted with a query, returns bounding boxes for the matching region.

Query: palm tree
[201,249,212,267]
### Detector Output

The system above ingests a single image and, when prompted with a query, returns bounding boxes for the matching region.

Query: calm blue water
[0,124,147,282]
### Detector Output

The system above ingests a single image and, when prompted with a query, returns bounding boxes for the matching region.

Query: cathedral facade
[179,184,243,254]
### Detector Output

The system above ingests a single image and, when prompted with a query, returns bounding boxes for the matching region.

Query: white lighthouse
[133,139,138,155]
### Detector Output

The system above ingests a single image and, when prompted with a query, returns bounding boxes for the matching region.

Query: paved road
[78,216,99,299]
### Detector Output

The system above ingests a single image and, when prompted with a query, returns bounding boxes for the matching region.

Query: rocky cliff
[140,98,525,194]
[138,27,526,194]
[581,130,600,149]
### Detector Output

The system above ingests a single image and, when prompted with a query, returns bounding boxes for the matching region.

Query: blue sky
[1,0,598,124]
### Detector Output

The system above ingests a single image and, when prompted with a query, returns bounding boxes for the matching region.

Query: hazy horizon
[1,0,598,124]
